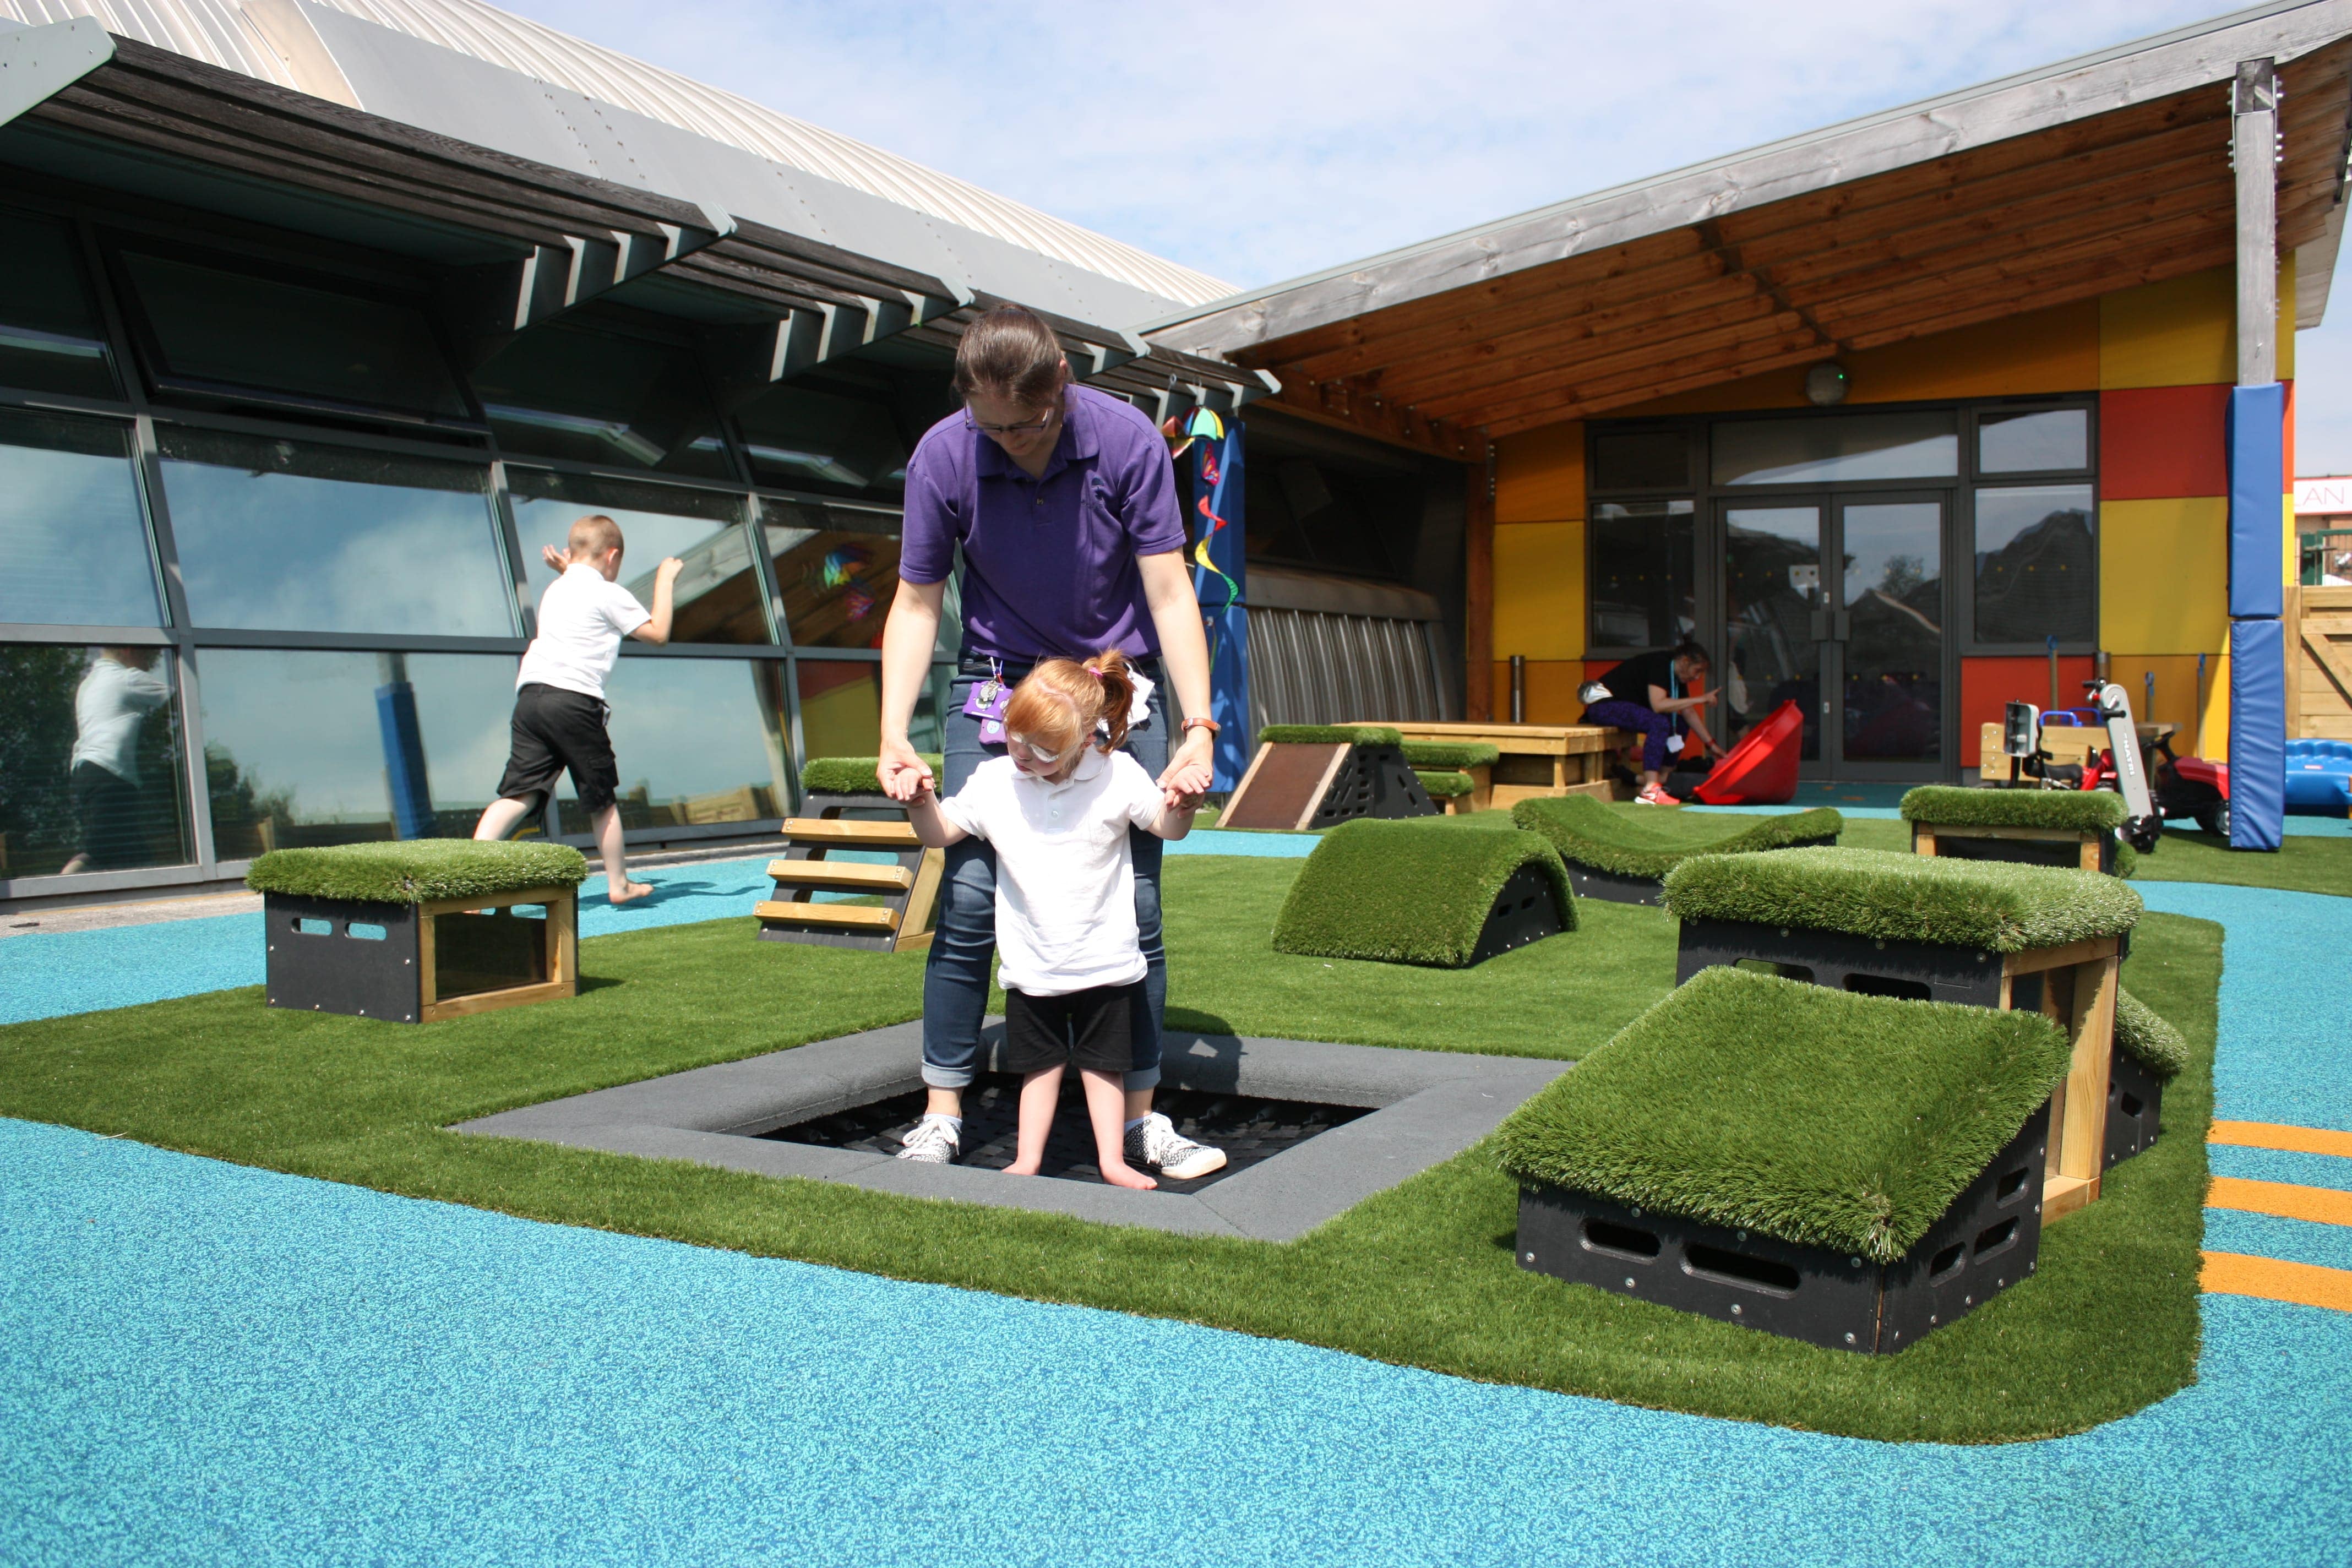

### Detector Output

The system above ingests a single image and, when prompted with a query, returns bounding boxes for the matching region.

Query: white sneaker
[1125,1112,1226,1180]
[896,1114,960,1164]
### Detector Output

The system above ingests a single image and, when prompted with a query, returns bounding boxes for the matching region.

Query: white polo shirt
[516,565,651,700]
[941,749,1166,997]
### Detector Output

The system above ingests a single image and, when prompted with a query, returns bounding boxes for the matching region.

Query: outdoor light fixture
[1805,362,1850,406]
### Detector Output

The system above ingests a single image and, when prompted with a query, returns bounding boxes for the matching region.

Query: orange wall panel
[1489,658,1587,723]
[2100,384,2229,500]
[1958,656,2097,767]
[1495,421,1585,522]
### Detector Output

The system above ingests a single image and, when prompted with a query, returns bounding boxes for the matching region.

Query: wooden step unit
[758,813,942,953]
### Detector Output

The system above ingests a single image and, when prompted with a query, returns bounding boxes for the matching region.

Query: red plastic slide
[1690,699,1804,805]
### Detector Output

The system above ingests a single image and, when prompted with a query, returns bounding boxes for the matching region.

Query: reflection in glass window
[1713,412,1957,486]
[767,500,902,649]
[1724,505,1823,762]
[574,658,794,827]
[159,429,512,636]
[1841,502,1943,763]
[1978,409,2088,474]
[508,470,767,645]
[198,649,521,858]
[0,409,160,628]
[738,383,909,495]
[795,659,945,766]
[1590,429,1689,491]
[1587,501,1694,650]
[1975,484,2095,645]
[0,210,122,399]
[473,323,732,479]
[118,249,468,419]
[0,643,191,879]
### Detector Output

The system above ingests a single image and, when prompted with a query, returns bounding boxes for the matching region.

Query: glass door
[1713,493,1947,777]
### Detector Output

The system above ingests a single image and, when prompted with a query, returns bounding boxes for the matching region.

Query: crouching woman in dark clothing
[1581,639,1726,805]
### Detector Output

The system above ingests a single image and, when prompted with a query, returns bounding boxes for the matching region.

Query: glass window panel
[0,643,192,878]
[1587,500,1694,650]
[159,429,511,636]
[508,470,767,645]
[0,210,121,399]
[738,383,909,496]
[1841,501,1943,763]
[118,249,466,418]
[1713,412,1958,486]
[1974,484,2095,645]
[198,649,522,857]
[1590,429,1689,491]
[1978,409,2088,474]
[0,409,160,627]
[569,658,792,827]
[1724,506,1823,762]
[473,324,732,479]
[767,499,903,650]
[794,659,946,767]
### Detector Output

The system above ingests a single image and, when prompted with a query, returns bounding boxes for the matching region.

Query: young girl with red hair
[906,650,1199,1188]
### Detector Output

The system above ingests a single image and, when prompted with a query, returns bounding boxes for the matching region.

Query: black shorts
[1002,982,1141,1076]
[496,683,619,814]
[70,761,148,869]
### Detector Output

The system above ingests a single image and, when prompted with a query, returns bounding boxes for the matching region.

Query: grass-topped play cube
[1510,796,1843,904]
[1902,785,2135,875]
[1500,967,2073,1353]
[1222,725,1437,830]
[1271,819,1574,967]
[1663,847,2143,1219]
[2108,987,2185,1168]
[760,756,946,955]
[797,754,943,818]
[1402,739,1499,813]
[248,839,587,1023]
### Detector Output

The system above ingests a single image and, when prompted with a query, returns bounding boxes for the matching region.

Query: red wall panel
[1958,656,2097,767]
[2100,384,2229,500]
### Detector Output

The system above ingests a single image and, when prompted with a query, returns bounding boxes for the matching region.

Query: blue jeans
[921,664,1168,1092]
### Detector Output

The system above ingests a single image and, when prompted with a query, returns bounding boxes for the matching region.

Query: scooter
[1998,682,2170,851]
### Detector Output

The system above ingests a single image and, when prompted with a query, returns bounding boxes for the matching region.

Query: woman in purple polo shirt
[876,304,1227,1180]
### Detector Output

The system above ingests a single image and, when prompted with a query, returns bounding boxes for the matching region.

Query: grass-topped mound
[1401,741,1500,770]
[1257,724,1403,747]
[1494,966,2075,1261]
[246,839,588,903]
[1900,785,2128,833]
[1272,819,1574,966]
[799,755,944,797]
[1513,796,1843,878]
[2115,987,2188,1079]
[1662,846,2142,952]
[1414,769,1476,799]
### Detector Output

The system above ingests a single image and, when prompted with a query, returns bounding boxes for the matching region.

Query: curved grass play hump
[2115,987,2189,1079]
[799,754,944,797]
[1511,796,1842,879]
[246,839,588,903]
[1662,846,2142,952]
[1271,820,1574,966]
[1400,741,1501,770]
[1493,966,2075,1261]
[1899,785,2127,832]
[1414,769,1477,799]
[1256,724,1403,747]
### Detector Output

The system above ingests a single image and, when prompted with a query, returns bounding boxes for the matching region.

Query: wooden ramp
[756,816,943,954]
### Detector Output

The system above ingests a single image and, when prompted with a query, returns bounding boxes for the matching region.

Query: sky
[500,0,2352,475]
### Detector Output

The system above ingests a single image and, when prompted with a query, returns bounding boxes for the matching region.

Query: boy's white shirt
[70,656,172,782]
[516,564,651,699]
[940,749,1163,998]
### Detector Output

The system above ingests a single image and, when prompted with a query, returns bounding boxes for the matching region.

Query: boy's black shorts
[1002,981,1141,1076]
[496,683,620,814]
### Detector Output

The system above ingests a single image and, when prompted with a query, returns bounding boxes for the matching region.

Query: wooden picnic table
[1351,721,1626,810]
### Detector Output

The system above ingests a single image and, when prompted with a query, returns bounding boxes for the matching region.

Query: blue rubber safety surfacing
[4,1114,2351,1568]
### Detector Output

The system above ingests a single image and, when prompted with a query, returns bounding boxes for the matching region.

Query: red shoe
[1634,784,1680,807]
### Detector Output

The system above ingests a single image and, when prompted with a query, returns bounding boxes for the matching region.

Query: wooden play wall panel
[2290,585,2352,741]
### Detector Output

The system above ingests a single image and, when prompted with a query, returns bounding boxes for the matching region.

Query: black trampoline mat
[762,1074,1372,1192]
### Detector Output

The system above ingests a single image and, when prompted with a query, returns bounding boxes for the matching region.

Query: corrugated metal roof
[0,0,1232,309]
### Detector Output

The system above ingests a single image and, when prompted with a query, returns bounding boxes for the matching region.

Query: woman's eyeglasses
[1006,732,1084,765]
[965,407,1057,437]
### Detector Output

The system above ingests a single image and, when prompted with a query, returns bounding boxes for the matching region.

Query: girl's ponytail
[1083,648,1135,753]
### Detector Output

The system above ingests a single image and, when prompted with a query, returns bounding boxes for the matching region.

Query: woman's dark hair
[951,304,1067,407]
[1671,638,1711,667]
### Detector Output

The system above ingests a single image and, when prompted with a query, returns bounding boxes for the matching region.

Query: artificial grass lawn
[0,857,2219,1443]
[1663,846,2142,951]
[1495,968,2074,1260]
[246,839,587,902]
[799,754,943,796]
[1271,820,1575,966]
[1401,741,1500,770]
[1512,796,1842,878]
[1257,724,1402,747]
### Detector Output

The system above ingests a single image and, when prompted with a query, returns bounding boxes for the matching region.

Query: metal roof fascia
[0,17,114,129]
[1143,0,2352,353]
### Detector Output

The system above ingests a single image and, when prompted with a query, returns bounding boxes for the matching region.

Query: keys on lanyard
[964,660,1010,745]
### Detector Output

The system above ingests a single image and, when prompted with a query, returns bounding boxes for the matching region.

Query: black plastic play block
[1517,1106,2050,1354]
[1223,728,1438,831]
[1470,862,1569,964]
[1304,743,1437,828]
[1674,917,2007,1005]
[2106,1046,2164,1169]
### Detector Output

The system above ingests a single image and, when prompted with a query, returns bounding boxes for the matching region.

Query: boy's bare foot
[607,879,656,905]
[1098,1162,1157,1191]
[1004,1158,1042,1177]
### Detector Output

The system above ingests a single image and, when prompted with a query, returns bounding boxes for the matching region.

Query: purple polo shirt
[899,383,1185,662]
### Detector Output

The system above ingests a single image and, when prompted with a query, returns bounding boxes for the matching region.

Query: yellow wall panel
[2104,654,2228,754]
[2100,497,2229,655]
[2097,263,2298,389]
[1493,521,1585,661]
[1489,659,1588,724]
[1495,421,1585,522]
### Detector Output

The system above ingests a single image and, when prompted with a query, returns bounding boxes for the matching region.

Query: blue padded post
[375,679,437,841]
[2226,383,2285,618]
[2229,618,2285,851]
[1189,421,1250,792]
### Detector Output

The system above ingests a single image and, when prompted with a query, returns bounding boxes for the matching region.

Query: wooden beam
[1260,378,1483,460]
[1466,455,1495,722]
[1430,322,1825,428]
[1364,291,1789,409]
[1482,343,1833,437]
[1837,238,2236,351]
